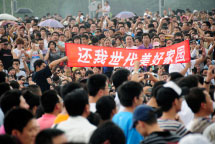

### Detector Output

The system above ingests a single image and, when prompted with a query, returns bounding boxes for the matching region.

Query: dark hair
[0,72,7,83]
[12,59,20,64]
[111,69,130,89]
[85,70,94,77]
[186,87,206,113]
[151,81,165,97]
[156,87,180,112]
[0,83,10,98]
[48,41,56,48]
[96,96,116,120]
[16,38,24,45]
[64,88,88,116]
[0,89,22,114]
[4,108,34,135]
[177,75,199,88]
[27,85,42,96]
[22,90,40,111]
[60,82,82,99]
[87,112,100,126]
[35,129,65,144]
[41,90,59,113]
[142,33,151,40]
[89,121,125,144]
[81,34,89,40]
[0,134,16,144]
[118,81,143,107]
[52,32,59,37]
[9,80,20,89]
[87,74,107,97]
[34,59,45,71]
[168,72,183,81]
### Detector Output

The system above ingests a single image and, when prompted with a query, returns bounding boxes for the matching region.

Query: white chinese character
[93,49,108,64]
[78,47,92,63]
[140,53,152,66]
[175,46,185,63]
[123,52,138,66]
[163,49,175,64]
[108,51,124,66]
[151,52,165,65]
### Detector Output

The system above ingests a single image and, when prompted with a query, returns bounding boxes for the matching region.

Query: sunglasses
[76,72,81,75]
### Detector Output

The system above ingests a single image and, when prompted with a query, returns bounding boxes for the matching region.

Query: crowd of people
[0,1,215,143]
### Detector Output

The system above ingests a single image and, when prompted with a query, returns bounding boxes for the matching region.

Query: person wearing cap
[112,81,143,144]
[132,104,180,144]
[156,81,190,137]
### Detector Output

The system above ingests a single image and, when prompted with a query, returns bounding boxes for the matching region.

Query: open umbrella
[115,11,135,19]
[0,13,18,21]
[38,19,64,28]
[16,8,33,14]
[0,21,17,26]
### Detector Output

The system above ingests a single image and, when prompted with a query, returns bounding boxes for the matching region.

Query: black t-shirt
[32,65,52,93]
[0,49,13,70]
[141,131,180,144]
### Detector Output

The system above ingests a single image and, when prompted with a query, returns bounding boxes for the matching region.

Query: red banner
[66,40,191,67]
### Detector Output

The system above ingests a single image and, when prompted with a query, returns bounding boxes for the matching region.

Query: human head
[142,33,151,45]
[89,121,125,144]
[186,87,213,115]
[12,59,20,70]
[96,96,116,121]
[27,85,42,96]
[118,81,143,107]
[64,88,89,117]
[52,32,59,41]
[22,90,40,115]
[60,82,82,99]
[4,108,40,144]
[125,35,134,47]
[41,90,63,114]
[132,104,157,136]
[0,134,16,144]
[48,41,57,49]
[0,89,29,114]
[111,68,130,89]
[35,129,67,144]
[156,81,183,112]
[34,59,46,72]
[87,74,109,97]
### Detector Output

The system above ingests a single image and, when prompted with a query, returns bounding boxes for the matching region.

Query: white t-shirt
[27,50,43,71]
[169,60,196,76]
[13,49,25,69]
[89,103,96,113]
[103,5,110,16]
[126,46,137,49]
[16,70,26,78]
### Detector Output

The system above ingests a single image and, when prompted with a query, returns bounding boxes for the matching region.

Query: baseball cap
[132,104,156,128]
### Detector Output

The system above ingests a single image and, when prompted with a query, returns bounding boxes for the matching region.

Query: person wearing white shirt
[56,89,96,143]
[102,1,111,16]
[87,74,109,112]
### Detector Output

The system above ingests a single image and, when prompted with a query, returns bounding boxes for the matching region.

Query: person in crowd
[35,129,67,144]
[96,96,116,125]
[4,108,40,144]
[56,88,96,143]
[156,81,190,137]
[37,90,63,130]
[89,121,125,144]
[112,81,144,144]
[87,74,109,112]
[132,104,180,144]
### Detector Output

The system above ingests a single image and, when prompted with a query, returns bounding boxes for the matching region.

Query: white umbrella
[0,13,18,21]
[115,11,136,19]
[38,19,64,28]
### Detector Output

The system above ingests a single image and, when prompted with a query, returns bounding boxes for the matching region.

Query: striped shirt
[158,119,189,137]
[141,131,180,144]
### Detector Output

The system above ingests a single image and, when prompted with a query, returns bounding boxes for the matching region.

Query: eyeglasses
[76,72,81,75]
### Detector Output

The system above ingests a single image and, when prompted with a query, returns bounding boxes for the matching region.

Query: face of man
[81,37,88,45]
[13,61,20,70]
[52,33,59,41]
[74,38,81,44]
[15,119,40,144]
[126,36,133,46]
[19,96,30,110]
[143,36,150,45]
[37,62,46,71]
[203,90,214,115]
